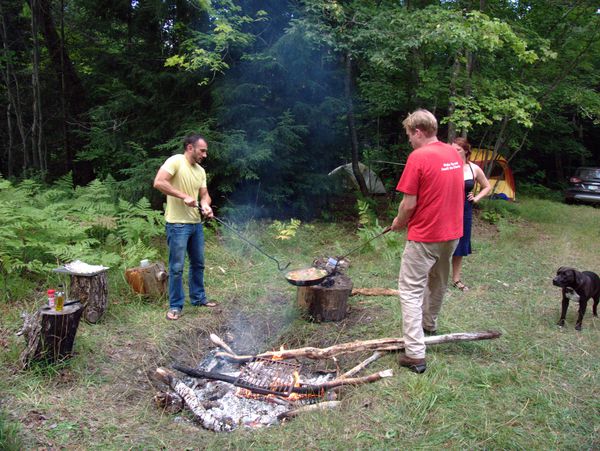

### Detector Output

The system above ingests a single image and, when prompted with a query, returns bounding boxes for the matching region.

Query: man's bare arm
[199,187,213,218]
[391,194,417,231]
[153,168,197,207]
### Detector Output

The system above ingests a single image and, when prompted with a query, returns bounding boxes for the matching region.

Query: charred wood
[155,368,234,432]
[173,364,393,395]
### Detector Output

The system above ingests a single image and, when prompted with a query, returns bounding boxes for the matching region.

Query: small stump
[296,274,353,322]
[70,270,109,324]
[124,262,168,297]
[19,302,84,368]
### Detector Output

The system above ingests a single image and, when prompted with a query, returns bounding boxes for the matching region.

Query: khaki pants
[398,239,459,359]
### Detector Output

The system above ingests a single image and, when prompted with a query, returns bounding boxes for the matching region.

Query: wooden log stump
[124,262,168,297]
[19,302,84,368]
[297,274,353,322]
[70,271,108,324]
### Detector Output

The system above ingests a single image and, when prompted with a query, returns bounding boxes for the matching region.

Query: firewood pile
[153,330,501,432]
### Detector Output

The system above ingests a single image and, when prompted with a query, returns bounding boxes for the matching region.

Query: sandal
[452,280,469,292]
[166,308,181,320]
[192,300,218,308]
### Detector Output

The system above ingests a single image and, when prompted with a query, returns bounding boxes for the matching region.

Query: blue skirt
[453,200,472,257]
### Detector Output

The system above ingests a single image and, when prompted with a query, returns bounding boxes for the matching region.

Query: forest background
[1,1,600,448]
[1,0,599,219]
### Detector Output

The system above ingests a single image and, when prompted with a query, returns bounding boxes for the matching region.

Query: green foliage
[164,0,258,85]
[355,198,401,261]
[356,198,375,227]
[518,183,562,202]
[0,409,22,451]
[270,219,301,241]
[0,177,164,299]
[478,199,521,224]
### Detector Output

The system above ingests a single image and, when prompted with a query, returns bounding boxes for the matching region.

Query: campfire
[153,331,500,432]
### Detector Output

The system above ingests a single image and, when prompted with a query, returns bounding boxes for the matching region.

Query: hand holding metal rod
[203,210,291,271]
[329,226,392,272]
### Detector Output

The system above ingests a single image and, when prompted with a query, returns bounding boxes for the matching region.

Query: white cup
[140,259,150,268]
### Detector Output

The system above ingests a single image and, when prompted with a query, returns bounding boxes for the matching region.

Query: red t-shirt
[396,141,464,242]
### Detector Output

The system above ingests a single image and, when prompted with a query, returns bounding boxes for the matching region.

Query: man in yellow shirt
[154,134,217,320]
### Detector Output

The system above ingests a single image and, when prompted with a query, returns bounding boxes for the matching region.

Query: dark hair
[453,137,471,159]
[183,133,206,150]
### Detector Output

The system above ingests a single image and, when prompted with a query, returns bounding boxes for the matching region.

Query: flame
[269,345,286,361]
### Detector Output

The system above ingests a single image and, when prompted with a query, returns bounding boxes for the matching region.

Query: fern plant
[0,176,168,300]
[269,218,301,240]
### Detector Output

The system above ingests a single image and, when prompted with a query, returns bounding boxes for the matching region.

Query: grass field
[1,197,599,449]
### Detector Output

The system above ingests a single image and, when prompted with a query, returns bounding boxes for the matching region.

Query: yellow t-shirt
[161,154,207,223]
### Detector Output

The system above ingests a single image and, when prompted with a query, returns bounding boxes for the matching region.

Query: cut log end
[155,367,175,386]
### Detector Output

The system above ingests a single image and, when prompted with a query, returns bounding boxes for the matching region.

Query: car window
[576,168,600,180]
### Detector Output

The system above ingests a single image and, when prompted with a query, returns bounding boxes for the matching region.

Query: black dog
[552,266,600,331]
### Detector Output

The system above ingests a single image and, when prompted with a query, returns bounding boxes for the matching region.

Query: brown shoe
[398,354,427,374]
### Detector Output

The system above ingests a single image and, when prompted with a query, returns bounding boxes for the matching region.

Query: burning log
[214,330,502,363]
[277,401,341,420]
[351,288,399,297]
[173,363,393,395]
[155,368,234,432]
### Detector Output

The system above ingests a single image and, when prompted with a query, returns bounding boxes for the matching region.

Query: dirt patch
[472,211,499,239]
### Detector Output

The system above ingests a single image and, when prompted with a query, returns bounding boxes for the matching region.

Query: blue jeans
[166,223,207,310]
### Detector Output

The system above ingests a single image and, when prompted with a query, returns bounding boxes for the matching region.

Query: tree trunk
[30,0,44,171]
[0,4,29,176]
[344,52,368,196]
[69,271,109,323]
[19,302,84,368]
[37,0,94,184]
[447,53,461,142]
[297,274,353,322]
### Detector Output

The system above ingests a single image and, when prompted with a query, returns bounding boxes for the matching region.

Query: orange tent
[470,148,516,201]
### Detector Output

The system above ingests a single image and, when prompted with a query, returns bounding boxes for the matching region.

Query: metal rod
[336,226,391,262]
[209,214,290,271]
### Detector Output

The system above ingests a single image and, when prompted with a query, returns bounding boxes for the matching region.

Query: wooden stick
[351,288,399,297]
[215,331,502,363]
[321,369,393,389]
[340,351,383,378]
[209,333,235,355]
[277,401,341,420]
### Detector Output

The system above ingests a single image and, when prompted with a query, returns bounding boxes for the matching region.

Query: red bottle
[47,289,55,309]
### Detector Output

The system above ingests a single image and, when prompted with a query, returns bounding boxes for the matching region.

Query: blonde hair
[402,109,438,137]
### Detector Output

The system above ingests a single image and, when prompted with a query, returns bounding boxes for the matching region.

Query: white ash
[176,364,335,431]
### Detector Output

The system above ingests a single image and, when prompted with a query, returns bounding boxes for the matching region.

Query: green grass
[0,197,599,449]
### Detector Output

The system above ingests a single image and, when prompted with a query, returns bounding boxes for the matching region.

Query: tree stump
[296,274,353,322]
[124,262,168,297]
[70,271,108,324]
[19,302,84,368]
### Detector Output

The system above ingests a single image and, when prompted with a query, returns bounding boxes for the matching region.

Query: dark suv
[565,167,600,205]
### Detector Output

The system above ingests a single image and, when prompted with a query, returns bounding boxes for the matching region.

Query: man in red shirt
[391,109,464,373]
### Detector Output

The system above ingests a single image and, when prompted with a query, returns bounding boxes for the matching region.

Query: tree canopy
[1,0,598,217]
